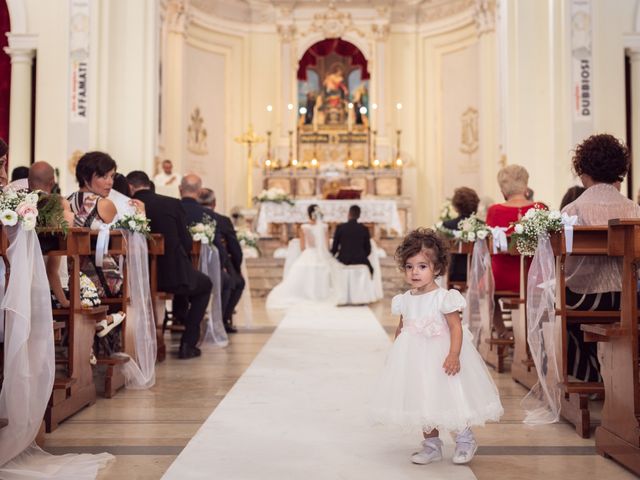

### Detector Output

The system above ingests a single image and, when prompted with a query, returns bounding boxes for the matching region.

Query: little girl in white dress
[371,228,503,465]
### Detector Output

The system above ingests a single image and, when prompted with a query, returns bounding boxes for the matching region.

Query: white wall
[183,43,226,209]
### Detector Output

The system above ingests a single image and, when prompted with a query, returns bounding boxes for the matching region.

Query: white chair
[337,264,377,305]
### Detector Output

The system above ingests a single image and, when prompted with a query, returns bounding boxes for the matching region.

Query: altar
[256,199,404,237]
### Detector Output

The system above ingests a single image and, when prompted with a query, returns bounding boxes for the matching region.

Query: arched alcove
[297,38,370,127]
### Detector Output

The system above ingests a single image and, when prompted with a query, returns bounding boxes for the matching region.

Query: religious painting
[297,38,370,129]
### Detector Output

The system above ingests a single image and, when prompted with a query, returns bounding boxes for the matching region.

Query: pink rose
[16,202,38,218]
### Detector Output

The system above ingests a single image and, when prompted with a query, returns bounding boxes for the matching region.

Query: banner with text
[67,0,91,190]
[571,0,593,145]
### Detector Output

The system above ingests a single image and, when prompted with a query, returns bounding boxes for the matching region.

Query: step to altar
[246,257,405,299]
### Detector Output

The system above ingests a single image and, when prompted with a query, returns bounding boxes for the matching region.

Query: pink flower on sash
[402,316,446,338]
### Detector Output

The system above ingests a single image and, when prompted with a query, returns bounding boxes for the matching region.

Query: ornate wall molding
[473,0,495,36]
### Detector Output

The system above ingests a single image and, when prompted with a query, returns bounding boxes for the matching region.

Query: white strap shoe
[411,438,443,465]
[96,312,126,338]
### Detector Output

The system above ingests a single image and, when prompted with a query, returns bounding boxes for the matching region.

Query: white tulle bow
[561,213,578,254]
[95,224,110,267]
[490,226,509,254]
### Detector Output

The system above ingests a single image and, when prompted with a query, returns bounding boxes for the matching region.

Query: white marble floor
[162,305,476,480]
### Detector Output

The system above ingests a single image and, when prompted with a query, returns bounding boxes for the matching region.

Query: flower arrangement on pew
[434,199,455,237]
[189,215,216,244]
[0,189,39,230]
[36,193,69,233]
[112,212,151,236]
[236,228,261,257]
[253,187,294,206]
[510,207,562,256]
[436,213,490,243]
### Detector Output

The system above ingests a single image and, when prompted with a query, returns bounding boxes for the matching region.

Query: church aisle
[162,305,476,480]
[41,298,637,479]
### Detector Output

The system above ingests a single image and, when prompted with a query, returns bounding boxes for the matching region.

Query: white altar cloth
[256,199,403,236]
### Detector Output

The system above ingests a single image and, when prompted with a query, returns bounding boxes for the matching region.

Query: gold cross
[235,124,265,206]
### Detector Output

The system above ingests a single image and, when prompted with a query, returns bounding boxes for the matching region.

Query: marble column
[4,34,36,168]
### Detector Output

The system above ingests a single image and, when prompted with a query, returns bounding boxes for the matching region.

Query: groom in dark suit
[331,205,373,274]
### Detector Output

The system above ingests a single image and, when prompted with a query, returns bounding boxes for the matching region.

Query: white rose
[26,192,39,205]
[477,230,488,240]
[22,216,36,231]
[524,208,536,220]
[467,231,476,241]
[194,224,205,233]
[549,210,561,220]
[193,233,203,242]
[453,230,462,239]
[514,224,524,234]
[201,235,210,244]
[1,210,18,227]
[128,220,137,230]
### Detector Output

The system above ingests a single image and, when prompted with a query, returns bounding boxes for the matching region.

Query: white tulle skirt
[266,248,341,309]
[370,328,503,432]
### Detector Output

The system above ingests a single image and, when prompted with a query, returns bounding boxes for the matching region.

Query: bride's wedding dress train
[266,222,342,309]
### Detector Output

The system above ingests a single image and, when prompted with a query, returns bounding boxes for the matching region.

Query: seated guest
[486,165,543,293]
[197,187,244,334]
[29,161,75,309]
[560,185,586,210]
[108,172,144,220]
[331,205,372,274]
[127,170,212,358]
[562,133,640,382]
[10,166,29,190]
[443,187,480,283]
[177,174,231,332]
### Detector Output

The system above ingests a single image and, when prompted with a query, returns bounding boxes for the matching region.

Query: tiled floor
[42,298,637,480]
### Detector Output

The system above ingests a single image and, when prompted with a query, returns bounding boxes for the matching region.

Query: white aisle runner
[162,306,477,480]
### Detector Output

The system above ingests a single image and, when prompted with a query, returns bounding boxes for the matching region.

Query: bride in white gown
[266,205,342,309]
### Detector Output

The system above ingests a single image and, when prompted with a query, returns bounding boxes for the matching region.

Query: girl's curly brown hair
[395,228,449,277]
[572,134,629,184]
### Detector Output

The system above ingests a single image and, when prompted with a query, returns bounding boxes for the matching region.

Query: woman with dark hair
[442,187,480,283]
[68,151,125,338]
[559,185,586,210]
[266,203,340,308]
[562,133,640,382]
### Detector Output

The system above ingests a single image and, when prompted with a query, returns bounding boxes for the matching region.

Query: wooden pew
[511,255,538,389]
[477,239,518,373]
[580,219,640,473]
[89,230,130,398]
[148,233,168,362]
[443,240,472,292]
[551,226,614,438]
[42,228,101,432]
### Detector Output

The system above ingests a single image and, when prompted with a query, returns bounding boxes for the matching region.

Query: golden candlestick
[395,129,403,168]
[234,124,265,206]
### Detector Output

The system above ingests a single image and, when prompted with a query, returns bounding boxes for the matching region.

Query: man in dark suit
[197,188,245,333]
[126,171,212,359]
[331,205,373,274]
[178,174,234,333]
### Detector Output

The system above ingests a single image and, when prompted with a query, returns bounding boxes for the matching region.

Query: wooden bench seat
[576,219,640,475]
[149,234,168,362]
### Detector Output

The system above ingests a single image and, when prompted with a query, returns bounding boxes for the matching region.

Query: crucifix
[234,124,265,206]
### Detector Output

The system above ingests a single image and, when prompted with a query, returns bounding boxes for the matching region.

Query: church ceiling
[188,0,475,25]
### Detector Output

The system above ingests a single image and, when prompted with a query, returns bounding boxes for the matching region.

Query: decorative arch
[297,37,370,127]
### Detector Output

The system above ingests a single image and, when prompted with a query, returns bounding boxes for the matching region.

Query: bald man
[179,174,244,333]
[29,161,75,309]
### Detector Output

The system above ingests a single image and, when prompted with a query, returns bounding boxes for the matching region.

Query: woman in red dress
[486,165,544,293]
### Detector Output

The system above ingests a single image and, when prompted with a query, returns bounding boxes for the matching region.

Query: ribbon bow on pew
[561,213,578,254]
[95,224,111,267]
[490,226,509,254]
